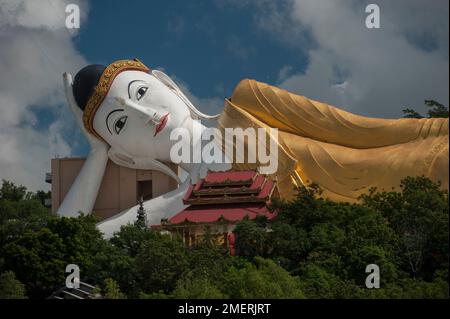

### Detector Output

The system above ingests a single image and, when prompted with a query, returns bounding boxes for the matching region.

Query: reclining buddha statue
[58,59,449,237]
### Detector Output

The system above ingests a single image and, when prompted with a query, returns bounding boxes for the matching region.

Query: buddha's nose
[115,97,164,124]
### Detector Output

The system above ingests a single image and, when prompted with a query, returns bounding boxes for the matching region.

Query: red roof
[163,170,278,226]
[183,171,276,205]
[204,170,256,183]
[169,203,277,224]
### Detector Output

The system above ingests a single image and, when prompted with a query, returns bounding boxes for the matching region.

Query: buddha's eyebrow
[128,80,144,98]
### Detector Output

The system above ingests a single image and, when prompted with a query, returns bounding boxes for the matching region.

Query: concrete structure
[51,157,178,220]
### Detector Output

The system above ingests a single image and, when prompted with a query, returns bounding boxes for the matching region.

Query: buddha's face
[93,70,193,161]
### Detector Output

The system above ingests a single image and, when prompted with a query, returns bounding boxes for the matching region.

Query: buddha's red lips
[154,113,169,137]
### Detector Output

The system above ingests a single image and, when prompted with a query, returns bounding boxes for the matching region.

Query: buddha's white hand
[63,72,108,153]
[108,148,181,184]
[57,73,109,218]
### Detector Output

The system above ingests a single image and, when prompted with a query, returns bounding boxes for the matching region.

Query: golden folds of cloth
[218,79,449,202]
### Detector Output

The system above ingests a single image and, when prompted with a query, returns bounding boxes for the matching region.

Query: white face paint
[93,70,194,162]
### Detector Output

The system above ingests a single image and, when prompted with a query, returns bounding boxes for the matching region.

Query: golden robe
[218,79,449,202]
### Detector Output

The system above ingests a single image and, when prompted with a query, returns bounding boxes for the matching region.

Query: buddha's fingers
[62,72,83,123]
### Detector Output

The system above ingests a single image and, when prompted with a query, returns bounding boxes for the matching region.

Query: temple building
[157,170,279,253]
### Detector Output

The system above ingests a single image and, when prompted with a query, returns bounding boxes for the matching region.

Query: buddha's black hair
[72,64,106,111]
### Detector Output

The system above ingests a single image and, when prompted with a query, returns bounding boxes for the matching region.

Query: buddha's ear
[108,147,181,185]
[151,70,221,120]
[63,72,83,124]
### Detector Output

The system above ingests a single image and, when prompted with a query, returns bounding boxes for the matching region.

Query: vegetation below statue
[0,176,448,299]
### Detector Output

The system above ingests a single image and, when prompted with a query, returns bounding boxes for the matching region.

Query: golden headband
[83,59,150,140]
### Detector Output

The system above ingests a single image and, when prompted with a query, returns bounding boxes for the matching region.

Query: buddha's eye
[114,116,128,134]
[136,86,148,101]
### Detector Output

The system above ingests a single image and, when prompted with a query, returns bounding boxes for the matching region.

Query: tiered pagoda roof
[165,170,278,226]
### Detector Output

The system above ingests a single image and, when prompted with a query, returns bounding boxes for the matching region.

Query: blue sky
[74,0,308,103]
[67,0,311,156]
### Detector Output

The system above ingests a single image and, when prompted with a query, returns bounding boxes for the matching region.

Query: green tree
[298,264,361,298]
[0,271,27,299]
[173,277,227,299]
[110,223,158,257]
[223,257,304,298]
[402,108,424,119]
[33,190,51,207]
[135,198,147,229]
[135,234,189,293]
[0,177,447,299]
[187,240,231,281]
[46,215,104,273]
[403,100,448,118]
[0,187,49,225]
[233,176,447,298]
[360,176,449,279]
[85,239,136,297]
[1,227,66,298]
[260,185,398,280]
[103,278,126,299]
[269,222,309,270]
[139,290,172,299]
[234,219,269,257]
[0,180,27,202]
[425,100,449,118]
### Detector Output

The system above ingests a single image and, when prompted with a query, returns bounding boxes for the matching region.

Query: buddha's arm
[56,146,108,217]
[97,178,190,238]
[57,72,110,217]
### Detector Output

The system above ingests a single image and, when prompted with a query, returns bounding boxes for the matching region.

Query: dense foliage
[403,100,449,118]
[234,177,449,298]
[0,176,448,299]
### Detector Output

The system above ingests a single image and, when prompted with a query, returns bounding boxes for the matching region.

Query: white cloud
[221,0,449,118]
[0,0,89,191]
[278,65,294,82]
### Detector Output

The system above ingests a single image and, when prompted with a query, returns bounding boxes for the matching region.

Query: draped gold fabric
[218,79,449,202]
